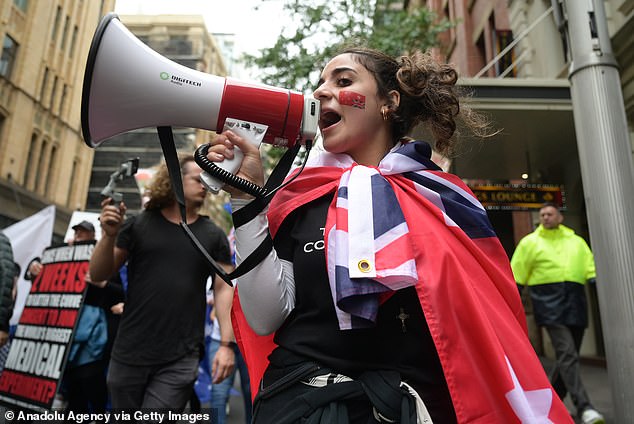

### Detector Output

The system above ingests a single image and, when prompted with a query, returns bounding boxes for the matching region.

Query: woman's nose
[313,83,331,100]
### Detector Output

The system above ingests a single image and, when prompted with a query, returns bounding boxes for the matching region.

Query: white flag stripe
[333,229,350,267]
[375,260,418,287]
[414,170,484,210]
[504,356,554,423]
[374,222,409,251]
[378,151,428,174]
[326,226,353,330]
[412,181,459,228]
[307,150,355,168]
[347,166,376,278]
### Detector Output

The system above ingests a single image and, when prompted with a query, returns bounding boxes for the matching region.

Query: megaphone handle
[195,144,268,198]
[200,146,244,193]
[196,118,269,197]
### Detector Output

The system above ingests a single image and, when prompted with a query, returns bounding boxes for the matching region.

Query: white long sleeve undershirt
[231,198,296,335]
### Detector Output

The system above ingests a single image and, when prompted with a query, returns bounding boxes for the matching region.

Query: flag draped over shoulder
[232,141,572,423]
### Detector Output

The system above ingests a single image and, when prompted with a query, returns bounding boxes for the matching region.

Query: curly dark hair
[144,154,195,210]
[340,47,493,155]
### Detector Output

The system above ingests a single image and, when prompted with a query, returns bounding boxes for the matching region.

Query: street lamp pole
[564,0,634,421]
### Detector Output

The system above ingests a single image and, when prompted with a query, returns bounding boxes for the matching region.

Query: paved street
[564,361,614,423]
[224,385,248,424]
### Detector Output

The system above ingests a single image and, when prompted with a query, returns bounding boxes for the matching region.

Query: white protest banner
[63,211,102,243]
[2,206,55,326]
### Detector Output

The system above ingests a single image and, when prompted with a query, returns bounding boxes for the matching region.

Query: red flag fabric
[232,141,573,423]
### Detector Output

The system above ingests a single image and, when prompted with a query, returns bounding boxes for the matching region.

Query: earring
[381,106,389,121]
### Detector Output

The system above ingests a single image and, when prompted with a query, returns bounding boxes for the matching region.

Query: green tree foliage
[242,0,452,92]
[240,0,452,184]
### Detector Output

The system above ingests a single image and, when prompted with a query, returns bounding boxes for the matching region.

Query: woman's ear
[387,90,400,110]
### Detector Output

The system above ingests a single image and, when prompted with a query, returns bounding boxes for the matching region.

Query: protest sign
[0,242,93,412]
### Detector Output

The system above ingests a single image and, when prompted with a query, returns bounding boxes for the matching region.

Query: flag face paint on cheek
[339,91,366,109]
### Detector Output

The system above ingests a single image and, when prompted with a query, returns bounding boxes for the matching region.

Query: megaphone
[81,13,319,194]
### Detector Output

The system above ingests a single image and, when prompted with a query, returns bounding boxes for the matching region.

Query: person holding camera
[90,154,234,413]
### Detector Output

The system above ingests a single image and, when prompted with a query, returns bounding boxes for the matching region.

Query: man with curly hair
[90,154,234,414]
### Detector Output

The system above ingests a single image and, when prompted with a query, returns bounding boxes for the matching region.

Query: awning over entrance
[453,78,576,185]
[426,78,589,239]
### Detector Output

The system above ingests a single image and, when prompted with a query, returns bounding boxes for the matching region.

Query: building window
[58,84,67,116]
[98,0,106,24]
[23,133,37,186]
[13,0,28,12]
[35,140,48,192]
[0,35,19,79]
[69,26,78,57]
[67,158,78,206]
[60,16,70,51]
[51,6,62,43]
[45,145,57,196]
[49,76,58,110]
[39,67,49,101]
[165,35,192,56]
[476,33,487,75]
[495,30,516,78]
[0,115,5,154]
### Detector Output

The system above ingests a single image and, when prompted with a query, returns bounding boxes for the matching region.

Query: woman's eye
[337,78,352,87]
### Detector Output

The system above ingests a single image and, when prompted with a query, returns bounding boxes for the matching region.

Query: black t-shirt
[271,194,456,421]
[112,209,231,365]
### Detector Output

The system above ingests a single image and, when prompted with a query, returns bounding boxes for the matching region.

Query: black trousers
[64,360,108,420]
[106,351,199,415]
[545,324,593,413]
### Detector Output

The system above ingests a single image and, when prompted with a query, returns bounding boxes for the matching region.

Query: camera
[101,158,140,203]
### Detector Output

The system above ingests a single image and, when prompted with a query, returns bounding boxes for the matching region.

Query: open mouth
[320,111,341,130]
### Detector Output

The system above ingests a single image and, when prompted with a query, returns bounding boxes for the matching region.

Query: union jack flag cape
[232,141,573,423]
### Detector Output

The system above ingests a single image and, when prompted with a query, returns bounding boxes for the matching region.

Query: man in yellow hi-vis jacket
[511,203,605,424]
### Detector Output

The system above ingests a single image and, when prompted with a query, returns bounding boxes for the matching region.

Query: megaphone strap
[158,126,187,220]
[158,126,234,286]
[232,142,304,228]
[158,126,308,286]
[225,234,274,280]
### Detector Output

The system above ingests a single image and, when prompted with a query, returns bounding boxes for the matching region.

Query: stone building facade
[0,0,115,237]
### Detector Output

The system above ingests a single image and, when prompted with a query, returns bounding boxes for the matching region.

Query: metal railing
[473,6,554,79]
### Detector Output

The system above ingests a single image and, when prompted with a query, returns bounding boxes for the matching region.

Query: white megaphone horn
[81,13,319,195]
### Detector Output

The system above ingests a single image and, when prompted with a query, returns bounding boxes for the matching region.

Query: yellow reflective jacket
[510,224,596,286]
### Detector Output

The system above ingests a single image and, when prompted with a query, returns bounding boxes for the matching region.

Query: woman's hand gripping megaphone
[202,125,266,198]
[197,98,320,197]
